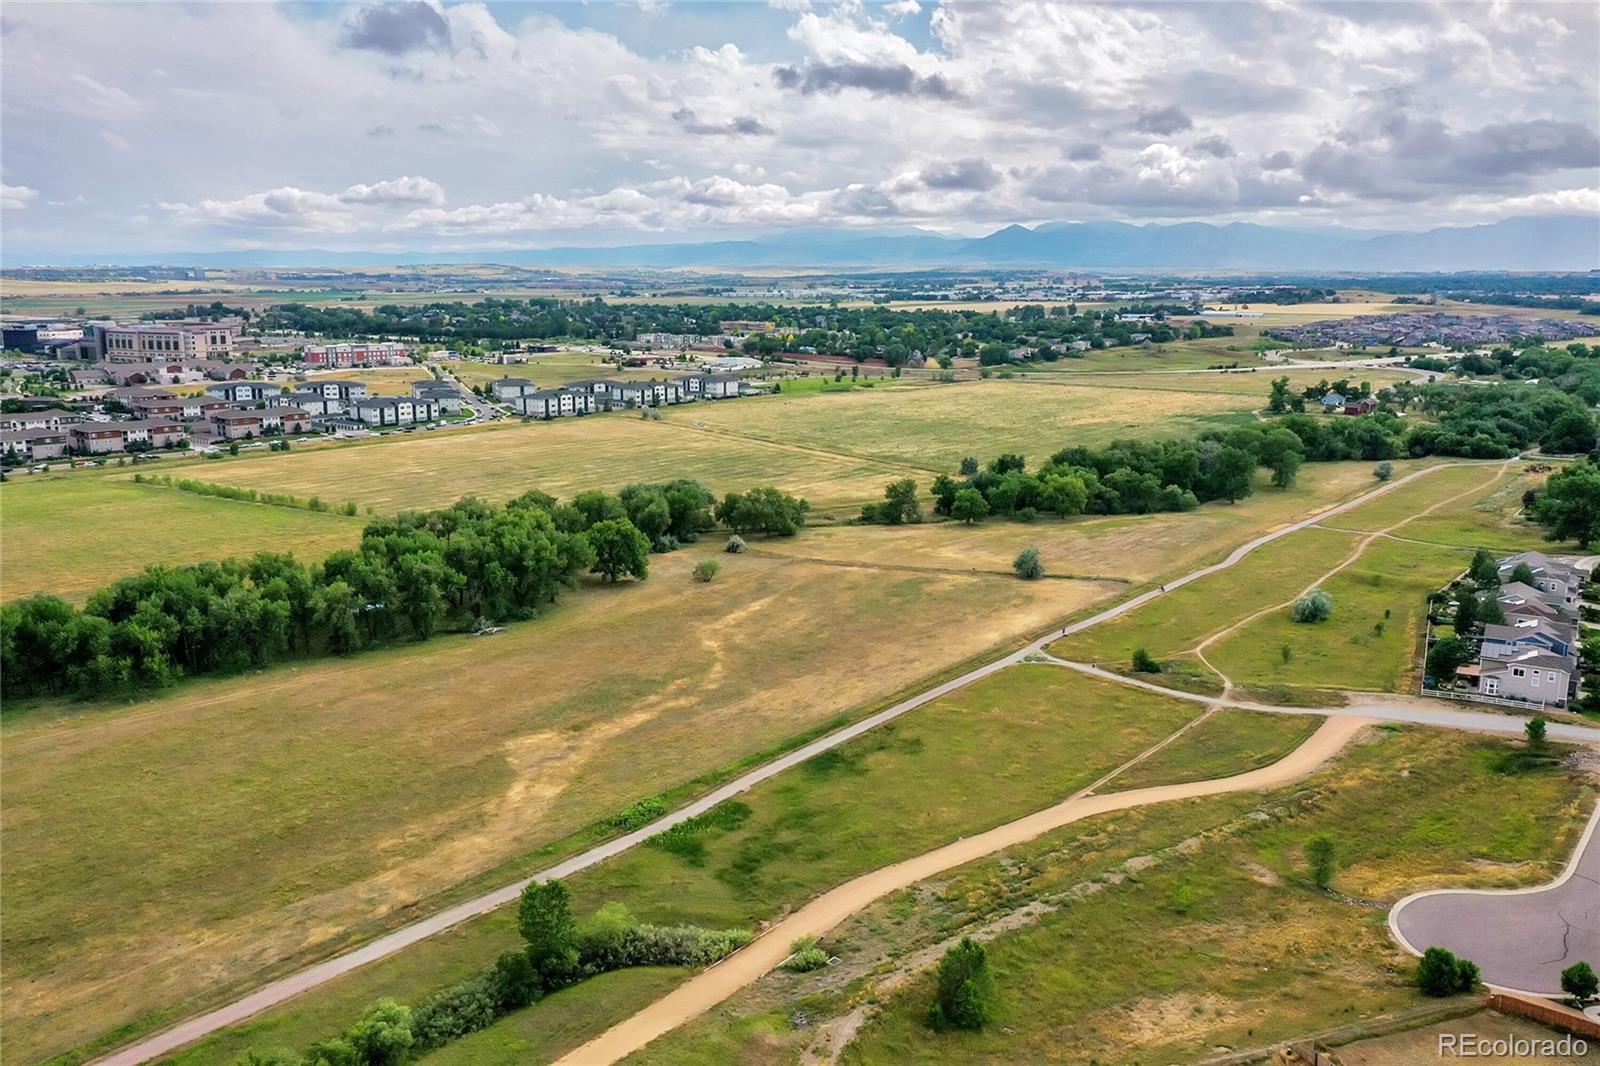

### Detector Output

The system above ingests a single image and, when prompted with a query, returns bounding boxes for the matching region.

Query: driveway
[1389,801,1600,995]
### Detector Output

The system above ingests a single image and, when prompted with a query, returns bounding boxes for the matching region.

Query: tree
[1373,460,1394,481]
[1013,547,1044,580]
[1131,647,1161,673]
[1270,448,1303,489]
[1290,589,1333,623]
[1305,834,1337,889]
[1543,410,1597,454]
[959,456,979,476]
[1561,961,1598,1002]
[490,950,541,1011]
[951,488,989,525]
[715,486,809,537]
[1267,376,1293,414]
[1207,445,1256,504]
[1525,715,1548,752]
[519,880,578,984]
[585,519,650,582]
[927,937,995,1031]
[1453,589,1479,634]
[1468,548,1499,586]
[1417,946,1479,996]
[1427,635,1472,682]
[345,1000,414,1066]
[878,478,923,525]
[693,560,720,583]
[1511,562,1538,586]
[1478,595,1505,626]
[1533,461,1600,549]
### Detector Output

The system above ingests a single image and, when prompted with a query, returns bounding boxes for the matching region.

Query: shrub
[927,937,995,1031]
[1374,460,1394,481]
[1013,547,1044,580]
[410,974,498,1049]
[783,935,829,973]
[1290,589,1333,623]
[606,796,668,831]
[1562,960,1598,1002]
[1417,946,1479,996]
[725,534,747,553]
[693,560,721,583]
[1130,648,1161,673]
[345,999,415,1066]
[490,950,541,1011]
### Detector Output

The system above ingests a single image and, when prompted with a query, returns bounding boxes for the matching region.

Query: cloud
[1133,105,1193,135]
[772,62,960,100]
[1193,135,1235,158]
[884,0,922,16]
[366,124,396,138]
[339,176,446,206]
[1066,143,1103,162]
[920,158,1001,191]
[1259,150,1295,171]
[2,183,39,210]
[670,108,774,137]
[341,1,449,55]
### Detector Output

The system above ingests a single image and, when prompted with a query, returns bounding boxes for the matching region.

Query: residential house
[205,380,282,406]
[1477,647,1573,707]
[1342,397,1379,416]
[351,397,438,427]
[1495,581,1565,623]
[0,428,69,462]
[1,408,82,432]
[68,419,185,454]
[491,377,537,403]
[1319,392,1346,410]
[209,407,311,440]
[301,379,370,402]
[287,390,345,417]
[1480,619,1578,661]
[131,394,232,423]
[1497,551,1584,613]
[515,388,597,419]
[410,380,464,414]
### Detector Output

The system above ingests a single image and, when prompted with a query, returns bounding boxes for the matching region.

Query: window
[1532,672,1541,688]
[1511,667,1525,678]
[1549,672,1559,682]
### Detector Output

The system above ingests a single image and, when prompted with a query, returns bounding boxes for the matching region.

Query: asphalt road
[91,458,1573,1066]
[1389,801,1600,996]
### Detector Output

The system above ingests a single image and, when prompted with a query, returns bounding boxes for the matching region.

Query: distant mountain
[20,216,1600,272]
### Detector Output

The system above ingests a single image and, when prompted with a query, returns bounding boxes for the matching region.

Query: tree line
[2,481,808,703]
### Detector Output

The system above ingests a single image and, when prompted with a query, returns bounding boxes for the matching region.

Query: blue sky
[2,1,1596,256]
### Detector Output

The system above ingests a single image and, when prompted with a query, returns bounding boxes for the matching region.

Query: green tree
[519,880,578,984]
[1427,635,1472,682]
[959,456,979,476]
[927,937,995,1031]
[1533,461,1600,549]
[693,560,720,583]
[1561,960,1598,1002]
[1013,547,1044,580]
[1207,445,1256,504]
[1417,946,1479,996]
[1270,448,1303,489]
[1373,460,1393,481]
[1453,589,1479,634]
[1468,548,1499,586]
[880,478,924,525]
[585,519,651,582]
[1131,647,1161,673]
[1525,715,1548,751]
[1305,833,1337,889]
[345,999,414,1066]
[1511,561,1538,585]
[1543,410,1597,454]
[951,488,990,525]
[1267,376,1293,414]
[1290,589,1333,623]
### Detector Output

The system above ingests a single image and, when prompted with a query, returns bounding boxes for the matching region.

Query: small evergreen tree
[1417,946,1479,996]
[1131,648,1161,673]
[927,937,995,1031]
[1561,961,1598,1002]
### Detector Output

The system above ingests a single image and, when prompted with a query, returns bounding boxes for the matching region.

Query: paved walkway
[1388,800,1600,996]
[89,459,1537,1066]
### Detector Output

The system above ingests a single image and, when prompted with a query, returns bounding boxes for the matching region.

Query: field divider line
[85,457,1495,1066]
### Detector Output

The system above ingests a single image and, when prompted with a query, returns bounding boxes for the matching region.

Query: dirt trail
[553,714,1373,1066]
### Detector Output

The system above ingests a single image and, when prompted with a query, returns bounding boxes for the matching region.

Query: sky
[2,0,1598,256]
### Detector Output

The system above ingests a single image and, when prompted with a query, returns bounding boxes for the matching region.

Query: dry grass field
[0,476,365,602]
[303,367,432,396]
[0,545,1121,1064]
[663,379,1263,470]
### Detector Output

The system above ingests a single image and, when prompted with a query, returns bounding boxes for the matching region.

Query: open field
[303,367,432,396]
[0,477,365,602]
[1206,536,1473,693]
[439,355,677,390]
[755,461,1430,584]
[818,726,1595,1065]
[662,380,1262,470]
[163,417,915,515]
[1327,462,1513,533]
[181,667,1204,1066]
[1050,366,1414,395]
[1,548,1122,1064]
[1104,709,1321,792]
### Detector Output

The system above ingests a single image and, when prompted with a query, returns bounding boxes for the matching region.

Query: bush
[725,534,747,553]
[1562,960,1598,1002]
[693,560,720,583]
[346,999,415,1066]
[1130,647,1161,673]
[606,796,668,831]
[1290,589,1333,623]
[410,974,498,1049]
[927,937,995,1031]
[490,950,541,1011]
[1417,946,1479,996]
[783,935,829,973]
[1374,460,1394,481]
[1013,547,1044,580]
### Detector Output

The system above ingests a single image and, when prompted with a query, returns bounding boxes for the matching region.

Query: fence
[1422,686,1550,712]
[1486,992,1600,1038]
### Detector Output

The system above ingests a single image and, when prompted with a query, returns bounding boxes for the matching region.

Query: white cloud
[2,183,40,210]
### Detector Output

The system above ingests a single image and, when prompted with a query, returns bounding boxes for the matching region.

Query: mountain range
[22,216,1600,273]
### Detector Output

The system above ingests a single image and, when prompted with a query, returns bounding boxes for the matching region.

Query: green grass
[1327,463,1505,533]
[0,475,365,602]
[1053,526,1362,663]
[832,726,1595,1065]
[1104,710,1321,792]
[190,667,1201,1066]
[1205,536,1474,693]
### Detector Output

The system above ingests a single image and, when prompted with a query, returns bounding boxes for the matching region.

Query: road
[556,716,1378,1065]
[1388,800,1600,996]
[91,459,1568,1066]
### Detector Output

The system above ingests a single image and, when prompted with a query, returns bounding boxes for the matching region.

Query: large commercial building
[302,342,411,368]
[91,321,241,362]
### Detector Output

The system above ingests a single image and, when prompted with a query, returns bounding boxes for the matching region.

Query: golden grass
[0,545,1121,1063]
[303,368,431,396]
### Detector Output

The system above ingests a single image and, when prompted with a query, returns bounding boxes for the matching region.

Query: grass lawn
[171,667,1204,1066]
[756,461,1426,585]
[159,416,915,516]
[821,726,1596,1065]
[1326,462,1508,533]
[1205,535,1475,693]
[659,380,1262,471]
[2,551,1121,1064]
[0,476,365,602]
[1388,469,1572,553]
[1052,525,1363,664]
[1104,710,1321,792]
